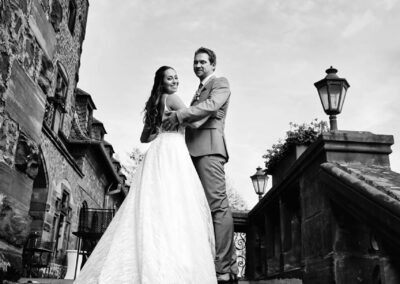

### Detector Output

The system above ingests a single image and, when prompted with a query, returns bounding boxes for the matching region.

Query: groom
[163,47,238,283]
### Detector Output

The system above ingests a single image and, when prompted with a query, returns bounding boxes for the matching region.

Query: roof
[92,117,102,125]
[91,117,107,134]
[76,88,97,110]
[321,162,400,203]
[70,112,90,140]
[66,138,121,184]
[102,140,115,154]
[320,162,400,247]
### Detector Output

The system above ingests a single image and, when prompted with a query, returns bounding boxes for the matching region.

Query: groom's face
[193,53,215,81]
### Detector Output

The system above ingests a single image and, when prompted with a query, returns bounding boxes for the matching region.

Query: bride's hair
[143,66,174,132]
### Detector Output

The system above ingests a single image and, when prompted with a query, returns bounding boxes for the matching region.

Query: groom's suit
[180,76,229,159]
[176,75,237,276]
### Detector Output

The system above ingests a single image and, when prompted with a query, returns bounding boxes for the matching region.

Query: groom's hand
[162,111,179,130]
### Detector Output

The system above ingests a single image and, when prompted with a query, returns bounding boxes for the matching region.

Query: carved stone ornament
[0,193,32,247]
[14,133,40,179]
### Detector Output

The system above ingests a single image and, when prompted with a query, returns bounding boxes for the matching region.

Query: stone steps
[18,278,73,284]
[239,279,302,284]
[17,278,301,284]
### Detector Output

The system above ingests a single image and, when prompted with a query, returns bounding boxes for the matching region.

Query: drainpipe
[103,183,114,208]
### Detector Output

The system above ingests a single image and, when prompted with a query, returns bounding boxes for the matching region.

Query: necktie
[195,83,203,101]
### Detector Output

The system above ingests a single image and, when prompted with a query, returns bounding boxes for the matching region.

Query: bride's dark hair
[143,66,174,132]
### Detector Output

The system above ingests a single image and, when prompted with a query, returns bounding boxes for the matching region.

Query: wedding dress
[74,98,217,284]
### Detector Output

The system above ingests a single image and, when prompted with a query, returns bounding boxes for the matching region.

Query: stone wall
[0,0,124,280]
[40,132,109,262]
[246,131,399,283]
[0,0,89,279]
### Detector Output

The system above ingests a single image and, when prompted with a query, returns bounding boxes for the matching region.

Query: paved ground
[17,278,73,284]
[20,278,251,284]
[15,279,253,284]
[17,279,249,284]
[17,278,303,284]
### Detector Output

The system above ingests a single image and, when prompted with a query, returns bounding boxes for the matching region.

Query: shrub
[263,119,329,171]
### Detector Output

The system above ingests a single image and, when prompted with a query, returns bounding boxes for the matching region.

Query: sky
[78,0,400,208]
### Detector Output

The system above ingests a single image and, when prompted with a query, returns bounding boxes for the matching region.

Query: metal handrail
[77,208,115,235]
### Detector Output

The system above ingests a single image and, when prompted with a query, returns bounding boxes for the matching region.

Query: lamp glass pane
[256,177,262,195]
[261,177,267,192]
[252,178,258,194]
[318,85,329,111]
[338,86,347,112]
[328,83,341,110]
[259,175,268,194]
[258,177,264,194]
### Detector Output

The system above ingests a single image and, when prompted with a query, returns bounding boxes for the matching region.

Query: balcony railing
[75,208,115,238]
[233,210,248,280]
[23,236,55,277]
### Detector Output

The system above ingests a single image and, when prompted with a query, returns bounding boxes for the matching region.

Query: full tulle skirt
[74,132,217,284]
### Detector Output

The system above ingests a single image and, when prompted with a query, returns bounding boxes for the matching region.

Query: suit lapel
[190,76,216,105]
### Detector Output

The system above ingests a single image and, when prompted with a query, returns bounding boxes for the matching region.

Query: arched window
[79,201,88,232]
[44,62,68,134]
[81,201,88,209]
[52,183,72,260]
[68,0,77,35]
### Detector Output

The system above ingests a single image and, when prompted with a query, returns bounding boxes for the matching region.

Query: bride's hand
[214,109,224,119]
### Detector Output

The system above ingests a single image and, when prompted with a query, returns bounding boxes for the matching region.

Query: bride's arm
[166,94,208,128]
[166,94,186,111]
[140,120,157,143]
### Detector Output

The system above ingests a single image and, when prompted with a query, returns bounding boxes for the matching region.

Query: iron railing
[233,210,248,279]
[234,232,247,278]
[77,208,115,236]
[23,237,55,278]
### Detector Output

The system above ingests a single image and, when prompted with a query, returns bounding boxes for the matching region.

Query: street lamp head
[314,67,350,131]
[250,166,269,201]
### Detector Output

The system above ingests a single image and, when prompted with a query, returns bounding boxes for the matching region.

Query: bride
[74,66,217,284]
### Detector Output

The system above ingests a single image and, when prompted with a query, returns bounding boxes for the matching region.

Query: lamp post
[250,166,269,201]
[314,66,350,131]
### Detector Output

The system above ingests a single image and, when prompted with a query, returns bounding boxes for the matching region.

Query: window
[44,62,68,134]
[56,214,65,251]
[52,187,71,259]
[50,0,63,32]
[79,201,89,232]
[68,0,77,35]
[61,191,69,212]
[55,65,68,99]
[51,214,59,246]
[85,105,92,135]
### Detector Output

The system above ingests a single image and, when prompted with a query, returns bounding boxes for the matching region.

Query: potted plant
[263,119,329,185]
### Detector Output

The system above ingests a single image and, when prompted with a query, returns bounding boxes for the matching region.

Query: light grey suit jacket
[176,76,230,161]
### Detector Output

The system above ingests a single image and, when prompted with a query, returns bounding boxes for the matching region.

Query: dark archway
[23,149,51,277]
[29,149,49,236]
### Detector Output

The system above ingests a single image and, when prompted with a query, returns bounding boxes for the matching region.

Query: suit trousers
[192,155,238,275]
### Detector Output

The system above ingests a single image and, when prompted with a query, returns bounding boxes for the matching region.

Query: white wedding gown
[74,124,217,283]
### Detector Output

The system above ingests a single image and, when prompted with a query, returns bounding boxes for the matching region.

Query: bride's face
[163,69,179,94]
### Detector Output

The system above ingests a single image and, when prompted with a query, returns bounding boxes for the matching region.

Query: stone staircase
[239,279,301,284]
[17,279,73,284]
[17,278,300,284]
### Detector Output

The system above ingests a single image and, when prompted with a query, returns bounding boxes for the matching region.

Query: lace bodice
[157,125,185,135]
[157,95,185,135]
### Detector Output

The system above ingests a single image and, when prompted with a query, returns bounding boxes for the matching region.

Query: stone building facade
[0,0,127,280]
